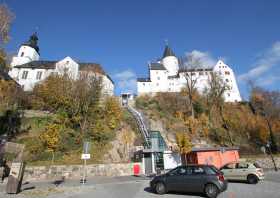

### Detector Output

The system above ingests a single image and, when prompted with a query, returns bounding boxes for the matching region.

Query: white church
[8,33,114,95]
[137,45,242,102]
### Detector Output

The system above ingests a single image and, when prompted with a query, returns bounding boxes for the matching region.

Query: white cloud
[183,50,217,68]
[112,70,137,93]
[238,41,280,84]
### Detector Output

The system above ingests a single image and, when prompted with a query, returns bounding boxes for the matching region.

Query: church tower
[161,44,179,76]
[10,33,40,67]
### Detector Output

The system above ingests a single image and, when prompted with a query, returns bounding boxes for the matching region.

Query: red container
[133,164,140,176]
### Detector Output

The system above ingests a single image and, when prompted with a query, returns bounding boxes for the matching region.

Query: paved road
[0,171,279,198]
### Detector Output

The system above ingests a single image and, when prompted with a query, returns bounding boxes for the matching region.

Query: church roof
[162,45,176,58]
[149,62,166,70]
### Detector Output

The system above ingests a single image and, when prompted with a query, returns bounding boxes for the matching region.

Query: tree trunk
[219,105,234,146]
[265,117,278,153]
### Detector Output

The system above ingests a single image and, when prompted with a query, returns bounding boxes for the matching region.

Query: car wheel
[247,174,258,184]
[155,182,166,195]
[205,183,219,198]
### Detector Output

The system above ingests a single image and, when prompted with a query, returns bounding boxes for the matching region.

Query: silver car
[220,162,264,184]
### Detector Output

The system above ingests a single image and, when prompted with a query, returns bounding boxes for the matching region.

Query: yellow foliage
[104,97,122,129]
[0,79,18,112]
[184,116,199,135]
[176,132,192,154]
[199,113,210,138]
[39,123,60,152]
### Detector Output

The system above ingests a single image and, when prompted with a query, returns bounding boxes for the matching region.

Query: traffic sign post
[81,142,91,184]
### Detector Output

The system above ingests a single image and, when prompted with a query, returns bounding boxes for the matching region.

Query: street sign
[81,154,91,160]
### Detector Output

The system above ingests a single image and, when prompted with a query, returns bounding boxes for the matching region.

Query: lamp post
[266,142,278,172]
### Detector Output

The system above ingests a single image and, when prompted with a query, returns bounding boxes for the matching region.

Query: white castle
[137,45,242,102]
[8,33,114,95]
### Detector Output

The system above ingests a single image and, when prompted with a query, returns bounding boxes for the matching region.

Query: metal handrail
[127,105,150,147]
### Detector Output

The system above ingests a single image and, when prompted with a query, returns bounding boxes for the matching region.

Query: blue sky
[3,0,280,98]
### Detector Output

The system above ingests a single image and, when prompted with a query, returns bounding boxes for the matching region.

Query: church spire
[162,43,175,58]
[22,32,40,54]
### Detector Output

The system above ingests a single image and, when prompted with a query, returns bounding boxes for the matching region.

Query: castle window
[22,71,28,79]
[225,71,230,75]
[36,71,43,80]
[21,52,24,57]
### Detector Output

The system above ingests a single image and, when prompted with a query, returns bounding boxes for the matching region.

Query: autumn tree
[250,87,280,152]
[120,128,134,162]
[176,132,192,165]
[204,72,234,145]
[39,123,60,164]
[181,54,204,118]
[0,4,14,71]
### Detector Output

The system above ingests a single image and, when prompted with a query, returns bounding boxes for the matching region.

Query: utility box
[6,162,26,194]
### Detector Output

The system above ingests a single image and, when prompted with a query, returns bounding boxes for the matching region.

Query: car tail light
[217,173,225,182]
[257,169,263,175]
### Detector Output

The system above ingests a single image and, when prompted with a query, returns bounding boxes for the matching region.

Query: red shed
[183,147,239,169]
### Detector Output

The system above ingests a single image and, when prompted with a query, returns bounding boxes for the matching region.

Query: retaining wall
[23,162,142,181]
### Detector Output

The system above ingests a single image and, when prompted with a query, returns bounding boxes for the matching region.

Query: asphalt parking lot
[0,171,279,198]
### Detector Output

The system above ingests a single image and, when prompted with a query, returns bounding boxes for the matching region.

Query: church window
[36,71,43,80]
[21,52,24,57]
[22,71,28,79]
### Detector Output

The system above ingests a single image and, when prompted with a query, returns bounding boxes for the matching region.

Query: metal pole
[82,159,87,184]
[267,145,278,172]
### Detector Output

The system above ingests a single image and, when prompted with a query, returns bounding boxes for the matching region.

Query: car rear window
[253,162,261,168]
[204,166,219,175]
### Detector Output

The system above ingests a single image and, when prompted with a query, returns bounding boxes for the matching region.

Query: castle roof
[149,62,166,70]
[162,45,176,58]
[22,33,40,54]
[137,77,151,82]
[14,60,56,70]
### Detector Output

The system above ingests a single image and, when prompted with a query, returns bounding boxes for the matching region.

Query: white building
[137,45,241,102]
[8,33,114,95]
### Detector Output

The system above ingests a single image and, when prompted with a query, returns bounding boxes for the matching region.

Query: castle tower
[10,32,40,67]
[161,45,179,76]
